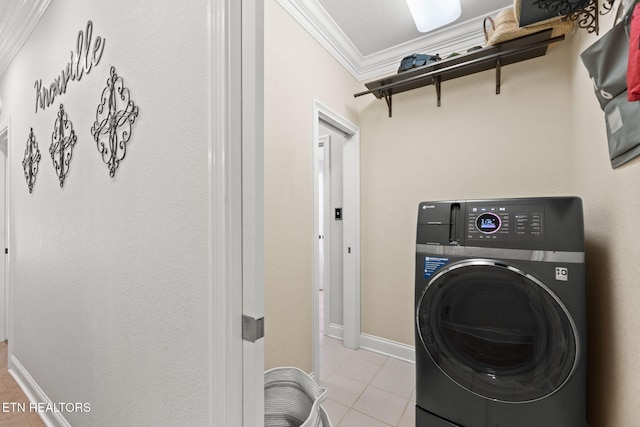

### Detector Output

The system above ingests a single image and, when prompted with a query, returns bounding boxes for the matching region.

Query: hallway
[0,342,46,426]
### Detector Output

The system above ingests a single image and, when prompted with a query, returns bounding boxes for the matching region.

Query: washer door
[416,260,579,403]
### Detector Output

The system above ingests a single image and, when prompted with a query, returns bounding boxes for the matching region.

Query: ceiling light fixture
[406,0,462,33]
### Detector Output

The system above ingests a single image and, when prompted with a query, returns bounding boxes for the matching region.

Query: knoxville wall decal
[34,20,105,114]
[50,104,77,188]
[91,66,139,177]
[22,128,41,194]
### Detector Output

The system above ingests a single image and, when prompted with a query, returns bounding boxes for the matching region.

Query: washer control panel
[467,203,544,242]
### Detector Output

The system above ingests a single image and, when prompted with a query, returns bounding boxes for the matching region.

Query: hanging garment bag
[580,4,630,110]
[581,1,640,167]
[604,90,640,167]
[628,2,640,100]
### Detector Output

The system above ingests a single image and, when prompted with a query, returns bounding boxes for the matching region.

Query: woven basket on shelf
[484,7,573,47]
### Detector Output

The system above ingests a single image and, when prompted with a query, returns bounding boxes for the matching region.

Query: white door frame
[0,119,10,345]
[208,0,264,425]
[312,100,361,380]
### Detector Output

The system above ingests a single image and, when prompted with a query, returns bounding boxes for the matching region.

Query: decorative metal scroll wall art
[533,0,617,34]
[91,66,139,178]
[22,128,41,193]
[50,104,78,188]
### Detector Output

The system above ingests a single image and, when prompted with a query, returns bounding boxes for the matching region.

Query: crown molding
[357,19,490,80]
[276,0,508,81]
[0,0,52,78]
[275,0,363,77]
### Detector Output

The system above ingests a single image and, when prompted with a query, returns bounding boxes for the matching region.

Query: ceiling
[316,0,510,57]
[279,0,511,80]
[0,0,511,82]
[0,0,51,78]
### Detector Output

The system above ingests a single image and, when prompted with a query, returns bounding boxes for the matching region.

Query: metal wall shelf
[354,29,564,117]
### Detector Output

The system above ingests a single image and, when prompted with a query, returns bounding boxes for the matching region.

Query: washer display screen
[466,204,545,242]
[476,213,500,234]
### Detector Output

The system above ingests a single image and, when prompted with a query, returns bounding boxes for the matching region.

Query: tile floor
[319,335,416,427]
[318,290,416,427]
[0,341,46,427]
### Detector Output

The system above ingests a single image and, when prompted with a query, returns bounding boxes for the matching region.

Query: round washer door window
[416,260,579,403]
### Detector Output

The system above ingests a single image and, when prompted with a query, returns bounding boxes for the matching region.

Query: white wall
[0,1,211,425]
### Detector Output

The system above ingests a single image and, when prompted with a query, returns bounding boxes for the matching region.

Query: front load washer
[415,197,586,427]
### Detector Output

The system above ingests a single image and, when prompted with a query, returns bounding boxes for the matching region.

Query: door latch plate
[242,315,265,342]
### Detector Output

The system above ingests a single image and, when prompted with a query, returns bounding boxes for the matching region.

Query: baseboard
[325,324,415,364]
[359,333,415,364]
[327,323,344,340]
[8,355,71,427]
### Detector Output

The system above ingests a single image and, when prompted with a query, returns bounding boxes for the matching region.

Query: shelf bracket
[383,91,392,117]
[496,58,501,95]
[435,76,442,107]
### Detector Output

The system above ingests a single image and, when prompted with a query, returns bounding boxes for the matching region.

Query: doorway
[312,100,360,382]
[318,122,346,343]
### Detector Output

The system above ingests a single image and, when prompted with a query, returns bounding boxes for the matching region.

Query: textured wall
[569,12,640,426]
[0,1,210,425]
[357,43,575,347]
[263,0,360,371]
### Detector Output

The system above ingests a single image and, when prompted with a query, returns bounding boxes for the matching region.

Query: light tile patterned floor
[0,341,46,427]
[319,335,416,427]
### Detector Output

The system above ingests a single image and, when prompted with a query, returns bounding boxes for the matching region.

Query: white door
[319,122,346,340]
[341,128,360,350]
[241,0,265,423]
[318,127,350,342]
[209,0,264,425]
[0,125,6,342]
[240,0,264,424]
[318,135,330,305]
